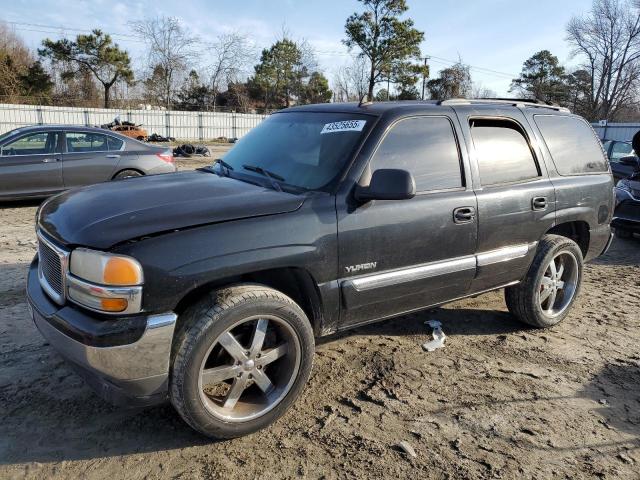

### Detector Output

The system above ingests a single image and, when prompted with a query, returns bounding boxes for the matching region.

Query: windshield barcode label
[321,120,366,134]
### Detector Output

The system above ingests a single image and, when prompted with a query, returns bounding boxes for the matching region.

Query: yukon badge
[345,262,377,274]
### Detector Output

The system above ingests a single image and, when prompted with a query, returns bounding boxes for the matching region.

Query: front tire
[170,285,315,439]
[505,234,583,328]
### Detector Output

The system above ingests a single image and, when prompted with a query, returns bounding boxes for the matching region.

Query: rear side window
[107,136,124,151]
[66,132,108,153]
[370,116,463,192]
[470,119,540,186]
[534,115,608,174]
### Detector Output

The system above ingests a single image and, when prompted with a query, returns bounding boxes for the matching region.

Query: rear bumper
[27,258,176,407]
[585,224,613,261]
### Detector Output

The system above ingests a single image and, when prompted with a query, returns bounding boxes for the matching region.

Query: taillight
[156,152,174,163]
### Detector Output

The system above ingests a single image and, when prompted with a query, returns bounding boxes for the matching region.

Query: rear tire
[170,285,315,439]
[113,169,143,180]
[505,234,583,328]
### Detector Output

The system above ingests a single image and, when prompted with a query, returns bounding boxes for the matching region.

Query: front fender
[113,196,338,315]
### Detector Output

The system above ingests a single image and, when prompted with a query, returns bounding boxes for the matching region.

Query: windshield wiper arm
[242,164,284,191]
[212,158,234,177]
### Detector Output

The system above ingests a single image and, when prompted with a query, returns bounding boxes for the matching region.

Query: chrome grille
[37,231,69,305]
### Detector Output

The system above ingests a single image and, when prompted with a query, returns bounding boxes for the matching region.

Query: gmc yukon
[27,99,615,438]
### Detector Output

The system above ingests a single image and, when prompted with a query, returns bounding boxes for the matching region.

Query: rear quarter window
[534,115,608,175]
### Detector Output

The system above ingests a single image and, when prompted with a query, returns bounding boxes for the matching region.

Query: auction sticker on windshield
[321,120,367,134]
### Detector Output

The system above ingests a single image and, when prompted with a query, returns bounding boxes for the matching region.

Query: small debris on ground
[422,320,446,352]
[173,144,211,157]
[617,453,634,464]
[396,440,417,458]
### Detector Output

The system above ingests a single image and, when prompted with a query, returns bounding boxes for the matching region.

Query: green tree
[19,61,53,99]
[251,39,311,109]
[427,62,471,100]
[510,50,568,104]
[343,0,424,101]
[39,30,133,108]
[374,88,391,101]
[301,71,332,104]
[566,69,593,118]
[393,61,428,99]
[175,70,215,111]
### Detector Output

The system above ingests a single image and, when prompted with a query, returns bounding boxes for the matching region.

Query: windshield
[0,127,26,144]
[220,112,372,191]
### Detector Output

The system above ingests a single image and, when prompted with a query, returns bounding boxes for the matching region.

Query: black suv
[27,99,614,439]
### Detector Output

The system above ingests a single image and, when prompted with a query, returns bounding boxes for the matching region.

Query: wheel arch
[173,267,325,337]
[545,220,590,258]
[112,168,145,179]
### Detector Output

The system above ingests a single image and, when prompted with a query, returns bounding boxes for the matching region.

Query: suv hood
[39,170,305,249]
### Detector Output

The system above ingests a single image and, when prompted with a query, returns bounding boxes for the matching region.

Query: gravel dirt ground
[1,151,639,479]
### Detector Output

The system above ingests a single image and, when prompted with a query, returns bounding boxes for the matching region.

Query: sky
[5,0,593,96]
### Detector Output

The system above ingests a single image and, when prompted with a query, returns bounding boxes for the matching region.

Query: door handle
[106,154,120,159]
[42,158,59,163]
[532,196,548,211]
[453,206,476,224]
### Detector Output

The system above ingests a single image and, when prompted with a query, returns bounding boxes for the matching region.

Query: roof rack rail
[438,98,570,112]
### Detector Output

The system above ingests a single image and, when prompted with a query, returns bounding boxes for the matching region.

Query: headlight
[68,249,143,314]
[70,248,143,286]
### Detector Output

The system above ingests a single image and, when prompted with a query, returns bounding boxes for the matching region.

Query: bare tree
[208,33,255,110]
[131,16,199,109]
[471,82,497,99]
[0,23,32,100]
[333,56,369,102]
[566,0,640,120]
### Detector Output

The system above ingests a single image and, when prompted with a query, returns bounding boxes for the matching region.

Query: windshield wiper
[242,164,284,191]
[212,158,234,177]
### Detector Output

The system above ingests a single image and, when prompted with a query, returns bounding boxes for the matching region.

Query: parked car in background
[602,139,639,181]
[613,174,640,238]
[108,124,149,142]
[0,125,175,200]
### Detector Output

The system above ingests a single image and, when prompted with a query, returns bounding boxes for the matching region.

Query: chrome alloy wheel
[197,315,301,422]
[538,251,579,318]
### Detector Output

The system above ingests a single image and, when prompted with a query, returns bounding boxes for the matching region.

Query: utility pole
[421,56,430,100]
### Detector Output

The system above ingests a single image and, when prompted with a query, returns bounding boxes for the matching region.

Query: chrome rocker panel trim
[344,242,537,292]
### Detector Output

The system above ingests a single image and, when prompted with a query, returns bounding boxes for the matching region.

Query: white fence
[0,103,268,141]
[592,123,639,142]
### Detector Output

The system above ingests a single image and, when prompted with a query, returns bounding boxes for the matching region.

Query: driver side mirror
[355,169,416,202]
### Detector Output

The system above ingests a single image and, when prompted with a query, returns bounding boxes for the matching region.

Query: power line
[4,21,142,43]
[5,20,522,81]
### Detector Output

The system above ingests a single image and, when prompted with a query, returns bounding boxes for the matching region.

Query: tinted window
[471,119,539,185]
[66,132,108,153]
[222,112,370,191]
[107,136,124,151]
[534,115,609,174]
[610,141,634,162]
[370,116,463,191]
[1,132,56,156]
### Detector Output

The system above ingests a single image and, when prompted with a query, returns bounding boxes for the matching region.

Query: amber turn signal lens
[100,298,128,312]
[103,257,142,285]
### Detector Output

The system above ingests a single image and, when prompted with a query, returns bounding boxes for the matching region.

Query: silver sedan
[0,125,177,200]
